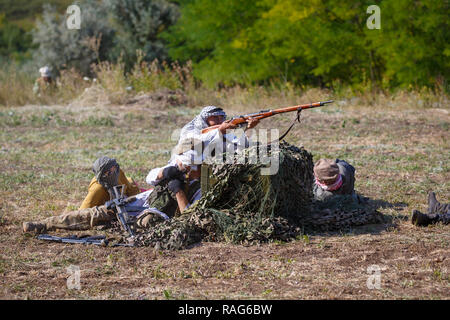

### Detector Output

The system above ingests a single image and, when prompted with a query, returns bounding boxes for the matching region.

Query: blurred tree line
[0,0,72,63]
[0,14,33,63]
[30,0,178,75]
[1,0,448,91]
[167,0,449,90]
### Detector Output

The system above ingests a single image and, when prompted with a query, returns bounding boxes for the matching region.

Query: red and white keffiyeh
[315,173,343,191]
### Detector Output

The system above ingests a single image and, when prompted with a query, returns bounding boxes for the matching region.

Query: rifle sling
[271,108,302,143]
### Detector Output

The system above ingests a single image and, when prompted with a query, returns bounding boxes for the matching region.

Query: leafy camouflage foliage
[134,142,315,249]
[132,142,384,250]
[306,194,385,231]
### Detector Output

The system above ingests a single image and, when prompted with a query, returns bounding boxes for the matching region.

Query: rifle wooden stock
[201,100,333,134]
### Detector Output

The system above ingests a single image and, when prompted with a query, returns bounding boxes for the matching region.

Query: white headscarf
[39,66,51,77]
[179,106,226,138]
[169,106,227,166]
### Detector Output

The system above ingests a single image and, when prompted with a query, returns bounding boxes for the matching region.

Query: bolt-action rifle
[36,234,134,247]
[201,100,334,135]
[37,234,108,246]
[37,186,150,247]
[105,185,141,238]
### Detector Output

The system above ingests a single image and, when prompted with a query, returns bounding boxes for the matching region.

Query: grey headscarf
[179,106,226,138]
[92,156,120,189]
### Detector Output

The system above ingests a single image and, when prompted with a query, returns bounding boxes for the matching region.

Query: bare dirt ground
[0,100,448,300]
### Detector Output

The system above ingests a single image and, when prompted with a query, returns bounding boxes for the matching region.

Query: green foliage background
[166,0,449,90]
[0,0,72,63]
[0,0,448,91]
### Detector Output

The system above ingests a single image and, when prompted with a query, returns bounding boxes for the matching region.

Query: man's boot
[411,210,439,227]
[427,191,439,214]
[23,221,48,234]
[428,192,450,215]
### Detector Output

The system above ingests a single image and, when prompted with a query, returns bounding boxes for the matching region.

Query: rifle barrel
[37,234,108,246]
[201,100,333,133]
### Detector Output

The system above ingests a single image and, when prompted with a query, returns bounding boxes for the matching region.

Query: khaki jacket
[79,169,140,209]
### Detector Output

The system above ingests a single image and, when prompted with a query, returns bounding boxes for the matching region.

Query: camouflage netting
[132,142,383,250]
[305,194,385,231]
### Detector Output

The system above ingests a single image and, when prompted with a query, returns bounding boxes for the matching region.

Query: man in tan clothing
[33,66,57,97]
[79,164,140,209]
[23,156,143,233]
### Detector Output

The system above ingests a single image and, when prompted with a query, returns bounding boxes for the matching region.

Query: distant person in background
[412,192,449,226]
[33,66,56,96]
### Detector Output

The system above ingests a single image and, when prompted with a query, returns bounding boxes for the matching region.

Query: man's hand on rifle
[246,117,260,130]
[156,164,185,181]
[163,164,187,181]
[218,117,259,134]
[218,120,238,134]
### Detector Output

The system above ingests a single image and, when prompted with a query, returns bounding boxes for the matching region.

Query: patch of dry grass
[0,92,449,299]
[2,59,449,112]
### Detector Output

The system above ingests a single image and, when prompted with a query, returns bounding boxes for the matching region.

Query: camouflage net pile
[133,142,383,250]
[134,142,313,249]
[305,194,385,231]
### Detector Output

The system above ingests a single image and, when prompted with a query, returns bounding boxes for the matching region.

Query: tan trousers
[38,206,115,231]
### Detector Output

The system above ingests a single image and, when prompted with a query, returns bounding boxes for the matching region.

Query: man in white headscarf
[179,106,227,138]
[145,105,260,216]
[33,66,56,96]
[175,105,260,159]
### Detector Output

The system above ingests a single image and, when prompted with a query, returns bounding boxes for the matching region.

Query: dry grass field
[0,91,449,300]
